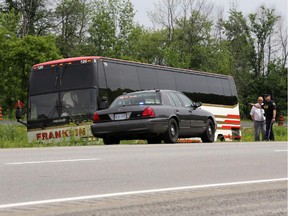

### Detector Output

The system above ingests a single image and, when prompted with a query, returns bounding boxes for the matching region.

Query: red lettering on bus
[49,132,54,139]
[62,130,69,137]
[55,131,61,138]
[42,133,48,140]
[36,133,41,140]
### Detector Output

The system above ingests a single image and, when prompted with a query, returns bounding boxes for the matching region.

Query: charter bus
[16,56,241,142]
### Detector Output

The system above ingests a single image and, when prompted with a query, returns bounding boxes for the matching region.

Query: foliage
[0,0,287,120]
[88,0,135,57]
[55,0,91,57]
[0,125,28,148]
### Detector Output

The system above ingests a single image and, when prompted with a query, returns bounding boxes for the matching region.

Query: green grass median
[0,124,287,148]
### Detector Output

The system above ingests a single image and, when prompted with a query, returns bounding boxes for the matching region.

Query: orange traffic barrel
[278,114,283,126]
[0,107,2,120]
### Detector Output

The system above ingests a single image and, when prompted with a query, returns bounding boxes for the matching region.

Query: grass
[0,124,287,148]
[241,125,287,142]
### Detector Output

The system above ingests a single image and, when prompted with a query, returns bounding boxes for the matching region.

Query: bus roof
[32,56,229,78]
[33,56,102,67]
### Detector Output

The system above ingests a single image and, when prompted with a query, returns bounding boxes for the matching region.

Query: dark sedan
[91,90,217,144]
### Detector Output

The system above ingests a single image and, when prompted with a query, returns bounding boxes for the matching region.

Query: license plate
[114,113,126,120]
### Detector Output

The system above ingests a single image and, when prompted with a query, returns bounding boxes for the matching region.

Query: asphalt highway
[0,142,287,215]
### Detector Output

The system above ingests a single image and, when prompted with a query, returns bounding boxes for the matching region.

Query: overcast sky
[130,0,287,28]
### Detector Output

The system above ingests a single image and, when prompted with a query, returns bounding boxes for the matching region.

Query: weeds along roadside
[0,124,287,148]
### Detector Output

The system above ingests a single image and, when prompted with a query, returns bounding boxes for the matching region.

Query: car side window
[165,94,176,106]
[168,93,183,107]
[176,93,193,107]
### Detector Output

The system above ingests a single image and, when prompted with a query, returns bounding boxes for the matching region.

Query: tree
[88,0,135,58]
[0,31,61,113]
[148,0,182,42]
[55,0,91,57]
[248,5,280,77]
[1,0,54,37]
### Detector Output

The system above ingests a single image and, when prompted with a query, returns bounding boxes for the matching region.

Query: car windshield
[110,92,161,108]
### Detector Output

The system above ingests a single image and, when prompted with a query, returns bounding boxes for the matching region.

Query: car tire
[201,119,215,143]
[163,118,179,143]
[147,138,162,144]
[103,137,120,145]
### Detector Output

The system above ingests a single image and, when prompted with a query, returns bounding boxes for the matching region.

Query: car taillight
[142,107,155,117]
[93,112,100,122]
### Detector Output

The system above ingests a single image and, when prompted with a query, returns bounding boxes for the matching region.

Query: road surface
[0,142,287,215]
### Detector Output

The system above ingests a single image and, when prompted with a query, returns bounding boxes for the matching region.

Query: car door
[167,92,191,136]
[175,92,206,135]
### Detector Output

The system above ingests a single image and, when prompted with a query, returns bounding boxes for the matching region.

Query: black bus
[17,56,240,142]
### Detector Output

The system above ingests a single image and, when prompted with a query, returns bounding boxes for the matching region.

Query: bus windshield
[28,89,97,121]
[29,63,95,95]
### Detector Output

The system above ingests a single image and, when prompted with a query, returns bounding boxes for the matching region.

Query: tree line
[0,0,287,118]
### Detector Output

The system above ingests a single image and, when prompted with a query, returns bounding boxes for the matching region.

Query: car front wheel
[201,119,215,143]
[163,118,179,143]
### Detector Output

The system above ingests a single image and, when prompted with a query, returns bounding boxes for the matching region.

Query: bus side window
[190,74,209,94]
[97,61,107,89]
[174,73,191,93]
[157,70,176,90]
[119,64,140,91]
[206,76,224,95]
[222,79,232,96]
[138,67,158,90]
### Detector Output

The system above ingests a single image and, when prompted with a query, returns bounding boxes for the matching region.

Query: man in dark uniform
[262,94,276,141]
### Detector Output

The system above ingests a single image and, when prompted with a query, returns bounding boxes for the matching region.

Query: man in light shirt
[250,97,266,141]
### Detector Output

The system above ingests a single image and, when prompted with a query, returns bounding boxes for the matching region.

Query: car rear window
[110,92,161,107]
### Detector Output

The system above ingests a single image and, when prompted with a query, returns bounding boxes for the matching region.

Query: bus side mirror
[16,106,23,120]
[99,97,109,110]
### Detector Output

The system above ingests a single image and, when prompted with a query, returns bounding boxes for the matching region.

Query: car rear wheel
[201,119,215,143]
[163,118,179,143]
[103,137,120,145]
[147,138,162,144]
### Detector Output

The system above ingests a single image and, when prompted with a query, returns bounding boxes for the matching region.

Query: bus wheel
[217,135,225,142]
[103,137,120,145]
[201,119,215,143]
[163,118,179,143]
[147,138,162,144]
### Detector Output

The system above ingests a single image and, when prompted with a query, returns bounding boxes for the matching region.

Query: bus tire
[201,119,215,143]
[163,118,179,143]
[103,137,120,145]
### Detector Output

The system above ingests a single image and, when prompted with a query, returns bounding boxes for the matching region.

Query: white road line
[4,158,102,165]
[0,178,287,209]
[274,150,288,152]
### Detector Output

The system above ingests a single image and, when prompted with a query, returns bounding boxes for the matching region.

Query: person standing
[250,97,266,141]
[262,94,276,141]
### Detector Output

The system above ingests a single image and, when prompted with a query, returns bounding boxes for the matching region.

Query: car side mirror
[99,97,109,110]
[193,102,202,109]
